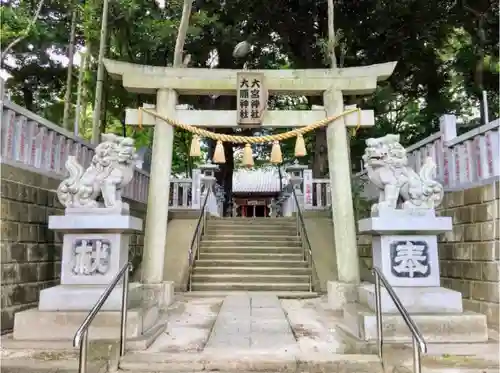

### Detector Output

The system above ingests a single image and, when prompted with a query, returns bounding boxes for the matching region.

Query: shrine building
[232,168,284,217]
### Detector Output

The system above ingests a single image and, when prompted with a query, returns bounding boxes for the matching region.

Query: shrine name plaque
[237,72,266,126]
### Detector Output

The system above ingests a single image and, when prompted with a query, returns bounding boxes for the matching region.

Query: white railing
[355,115,500,199]
[308,179,331,209]
[1,99,151,204]
[169,179,193,208]
[303,170,331,210]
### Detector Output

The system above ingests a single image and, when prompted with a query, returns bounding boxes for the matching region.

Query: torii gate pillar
[324,89,359,285]
[141,89,177,284]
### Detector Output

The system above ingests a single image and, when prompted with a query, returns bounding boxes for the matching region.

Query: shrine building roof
[232,168,285,193]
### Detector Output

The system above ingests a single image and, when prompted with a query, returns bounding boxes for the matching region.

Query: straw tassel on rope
[270,141,282,164]
[242,143,254,167]
[294,134,307,157]
[138,108,143,130]
[189,135,201,157]
[213,140,226,163]
[350,109,362,137]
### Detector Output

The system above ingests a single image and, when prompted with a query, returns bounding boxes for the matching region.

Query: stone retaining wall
[437,182,499,328]
[0,162,147,332]
[356,181,499,328]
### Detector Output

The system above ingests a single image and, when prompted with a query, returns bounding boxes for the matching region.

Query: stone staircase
[190,217,313,293]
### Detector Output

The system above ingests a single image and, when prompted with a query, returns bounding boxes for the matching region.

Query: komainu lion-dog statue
[362,134,444,215]
[57,134,138,209]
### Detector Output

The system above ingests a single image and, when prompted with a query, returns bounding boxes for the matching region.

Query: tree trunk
[313,128,328,178]
[475,17,486,125]
[222,140,234,216]
[327,0,337,68]
[74,48,89,137]
[310,96,328,178]
[91,0,109,144]
[312,0,337,179]
[208,95,235,216]
[173,0,194,67]
[99,74,108,135]
[22,84,34,111]
[62,3,78,130]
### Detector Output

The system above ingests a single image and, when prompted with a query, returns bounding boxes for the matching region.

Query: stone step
[205,228,297,235]
[194,259,309,268]
[207,221,297,228]
[203,234,301,242]
[201,240,302,247]
[198,252,304,261]
[190,282,311,292]
[392,354,499,373]
[193,266,310,275]
[343,302,489,343]
[336,325,500,356]
[0,360,106,373]
[209,217,295,223]
[0,344,112,373]
[302,210,331,218]
[206,225,298,230]
[181,290,320,299]
[13,306,158,341]
[191,273,311,283]
[119,351,383,372]
[200,246,303,254]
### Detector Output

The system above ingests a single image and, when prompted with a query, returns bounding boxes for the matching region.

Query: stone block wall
[437,181,499,328]
[0,162,147,333]
[356,180,499,328]
[128,199,147,280]
[357,235,373,282]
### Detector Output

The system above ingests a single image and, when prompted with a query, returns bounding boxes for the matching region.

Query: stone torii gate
[103,58,397,293]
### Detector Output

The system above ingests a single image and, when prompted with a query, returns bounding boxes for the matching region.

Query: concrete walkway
[144,293,351,355]
[146,296,221,353]
[118,293,383,373]
[205,293,296,351]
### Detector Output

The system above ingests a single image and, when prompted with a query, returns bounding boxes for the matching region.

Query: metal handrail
[187,187,212,291]
[372,267,427,373]
[290,186,316,292]
[73,262,131,373]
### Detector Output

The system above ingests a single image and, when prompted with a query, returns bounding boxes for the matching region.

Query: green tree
[3,0,498,183]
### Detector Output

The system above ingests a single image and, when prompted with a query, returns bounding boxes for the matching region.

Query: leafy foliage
[1,0,498,179]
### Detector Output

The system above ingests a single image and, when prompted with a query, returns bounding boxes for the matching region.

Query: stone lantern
[199,160,218,191]
[284,160,308,213]
[286,160,308,189]
[198,161,220,216]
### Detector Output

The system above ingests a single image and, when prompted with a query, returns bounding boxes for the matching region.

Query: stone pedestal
[358,210,451,289]
[357,283,463,314]
[12,207,161,341]
[342,210,489,343]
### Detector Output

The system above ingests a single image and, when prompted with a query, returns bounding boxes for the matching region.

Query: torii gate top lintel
[103,58,397,96]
